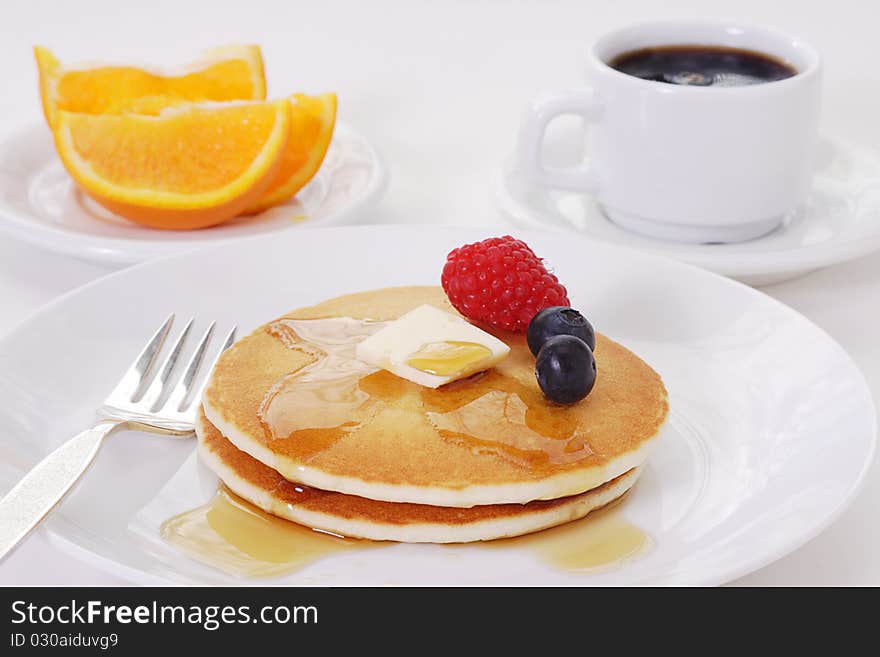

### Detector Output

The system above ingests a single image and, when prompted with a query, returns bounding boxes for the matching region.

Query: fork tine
[182,326,238,411]
[106,314,174,404]
[164,321,217,413]
[140,318,194,412]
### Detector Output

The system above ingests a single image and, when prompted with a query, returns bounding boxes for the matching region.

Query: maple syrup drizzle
[258,317,388,442]
[258,316,593,466]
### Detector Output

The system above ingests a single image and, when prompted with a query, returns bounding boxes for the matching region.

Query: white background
[0,0,877,585]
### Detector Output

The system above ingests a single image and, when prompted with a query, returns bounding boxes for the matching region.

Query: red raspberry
[441,235,569,332]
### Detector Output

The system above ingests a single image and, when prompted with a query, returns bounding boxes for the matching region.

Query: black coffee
[609,45,797,87]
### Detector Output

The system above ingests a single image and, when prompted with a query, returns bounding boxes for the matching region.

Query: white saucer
[495,138,880,286]
[0,226,874,585]
[0,122,387,265]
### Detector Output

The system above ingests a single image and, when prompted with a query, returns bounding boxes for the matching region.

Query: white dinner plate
[0,226,874,585]
[0,122,387,265]
[495,137,880,286]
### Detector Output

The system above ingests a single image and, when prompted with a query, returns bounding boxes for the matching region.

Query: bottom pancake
[196,409,642,543]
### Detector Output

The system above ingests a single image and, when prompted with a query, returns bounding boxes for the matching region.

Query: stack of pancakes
[199,286,668,543]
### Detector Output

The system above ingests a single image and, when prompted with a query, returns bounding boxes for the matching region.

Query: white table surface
[0,0,877,586]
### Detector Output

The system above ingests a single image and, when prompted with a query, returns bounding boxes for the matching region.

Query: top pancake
[203,286,668,506]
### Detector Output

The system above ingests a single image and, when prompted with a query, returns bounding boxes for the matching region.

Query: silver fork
[0,315,236,562]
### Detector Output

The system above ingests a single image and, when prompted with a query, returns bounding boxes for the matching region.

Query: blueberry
[527,306,596,356]
[535,335,597,404]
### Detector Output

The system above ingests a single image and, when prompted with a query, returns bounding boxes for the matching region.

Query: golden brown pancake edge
[196,410,643,543]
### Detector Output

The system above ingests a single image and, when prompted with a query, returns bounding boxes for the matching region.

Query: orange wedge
[52,100,291,230]
[35,45,266,127]
[246,92,337,213]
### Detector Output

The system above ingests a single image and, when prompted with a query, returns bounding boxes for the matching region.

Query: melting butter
[407,341,493,376]
[356,304,509,388]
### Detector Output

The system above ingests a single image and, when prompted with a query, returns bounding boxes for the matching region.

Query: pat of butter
[356,304,510,388]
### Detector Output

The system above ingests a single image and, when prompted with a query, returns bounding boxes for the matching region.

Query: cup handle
[515,88,602,193]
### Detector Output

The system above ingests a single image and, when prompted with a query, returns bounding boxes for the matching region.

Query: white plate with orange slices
[0,46,386,265]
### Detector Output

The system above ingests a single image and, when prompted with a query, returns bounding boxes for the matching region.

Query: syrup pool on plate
[160,487,369,578]
[161,487,649,578]
[488,498,651,572]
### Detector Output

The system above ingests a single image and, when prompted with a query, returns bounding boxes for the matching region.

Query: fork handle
[0,420,121,562]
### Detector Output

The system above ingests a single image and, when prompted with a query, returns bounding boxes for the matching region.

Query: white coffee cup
[515,22,821,243]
